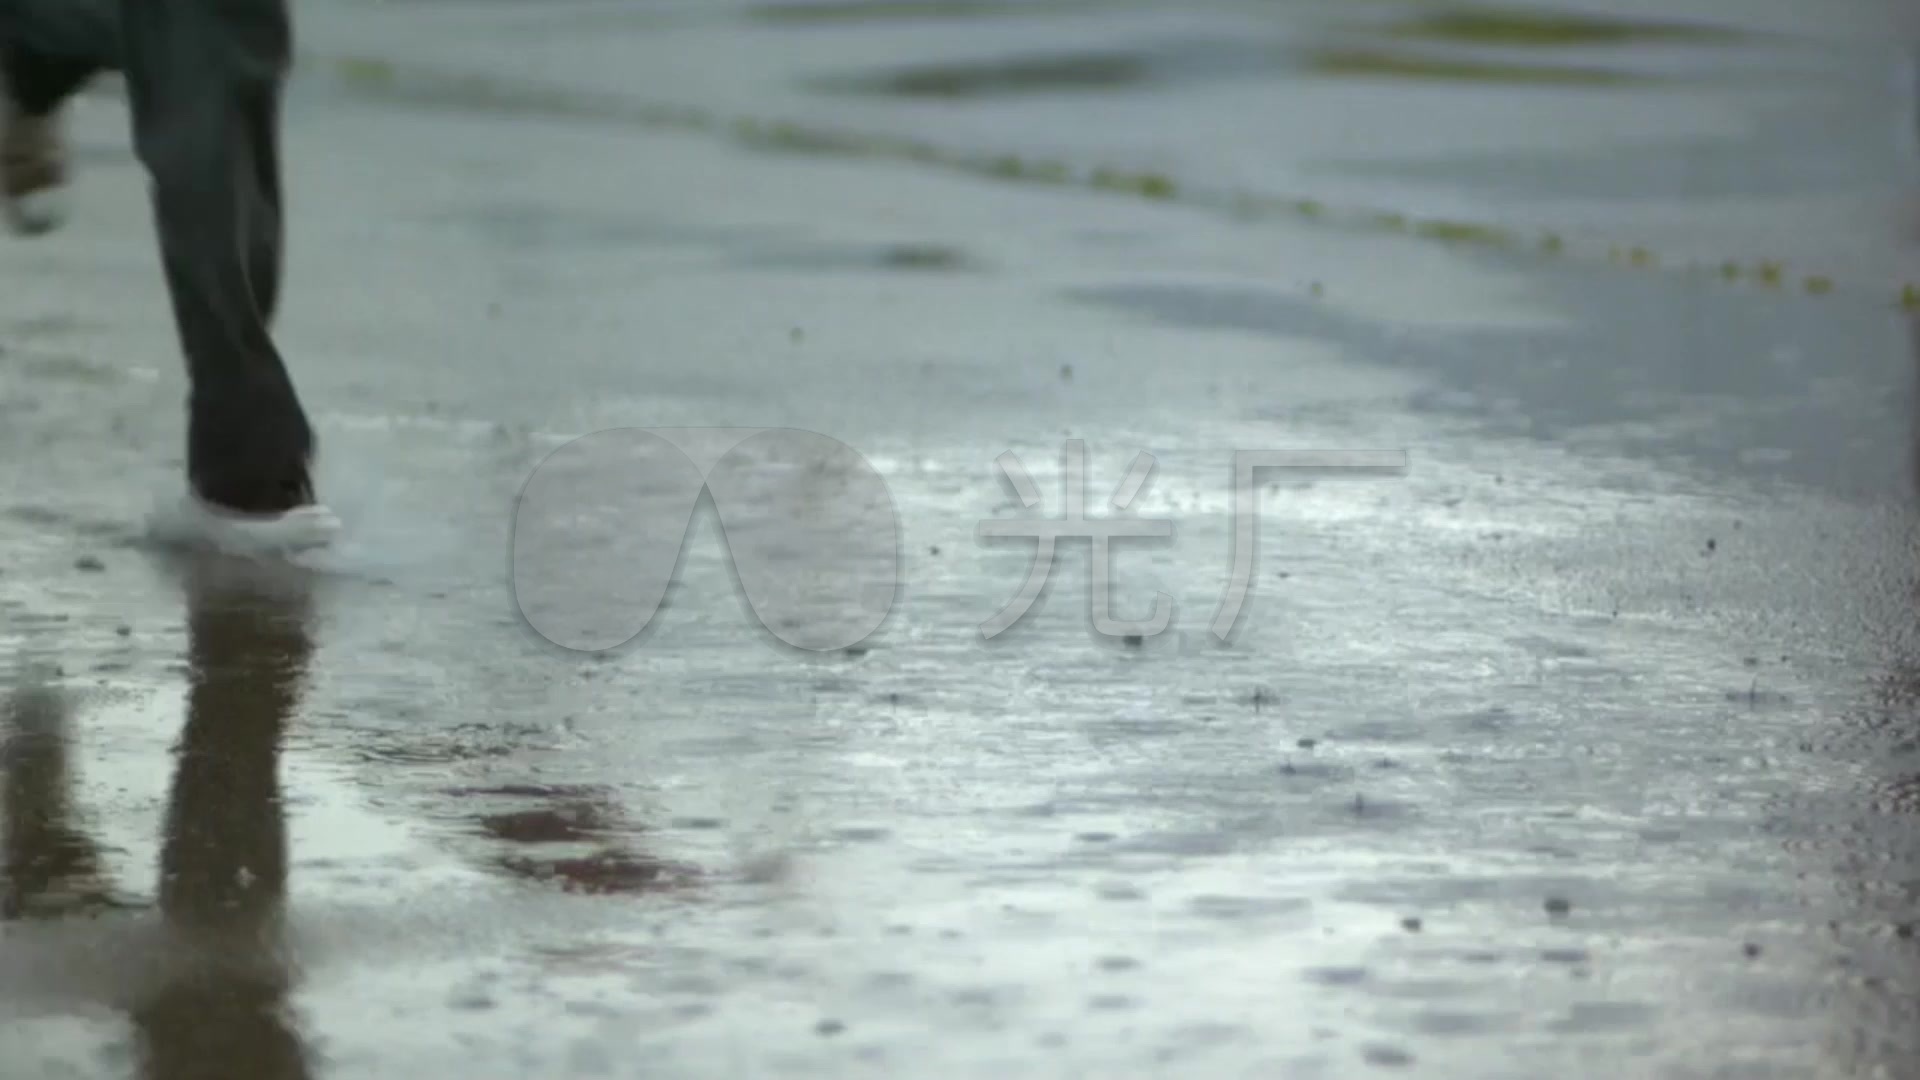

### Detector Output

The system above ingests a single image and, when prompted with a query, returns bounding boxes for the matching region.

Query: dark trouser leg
[3,48,97,115]
[0,0,117,233]
[132,566,316,1079]
[122,0,313,514]
[0,0,119,113]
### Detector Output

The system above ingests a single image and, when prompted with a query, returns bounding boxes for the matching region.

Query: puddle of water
[819,50,1152,97]
[1296,45,1653,86]
[1378,5,1744,49]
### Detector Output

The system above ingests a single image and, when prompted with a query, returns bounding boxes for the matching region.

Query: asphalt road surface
[5,1,1920,1076]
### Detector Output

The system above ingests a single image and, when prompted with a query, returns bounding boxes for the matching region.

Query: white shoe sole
[4,188,66,236]
[147,492,342,559]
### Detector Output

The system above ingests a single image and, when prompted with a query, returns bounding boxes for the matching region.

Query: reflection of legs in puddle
[0,685,117,919]
[130,560,316,1080]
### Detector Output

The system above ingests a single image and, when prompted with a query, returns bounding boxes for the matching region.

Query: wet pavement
[7,0,1920,1076]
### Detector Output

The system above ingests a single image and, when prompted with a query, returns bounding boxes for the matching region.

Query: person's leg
[0,0,121,232]
[121,0,315,516]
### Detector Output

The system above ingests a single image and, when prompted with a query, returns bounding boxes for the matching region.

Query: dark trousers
[1,0,314,513]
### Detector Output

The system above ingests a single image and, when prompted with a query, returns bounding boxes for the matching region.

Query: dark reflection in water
[2,687,118,919]
[2,554,318,1079]
[447,780,696,895]
[132,557,316,1080]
